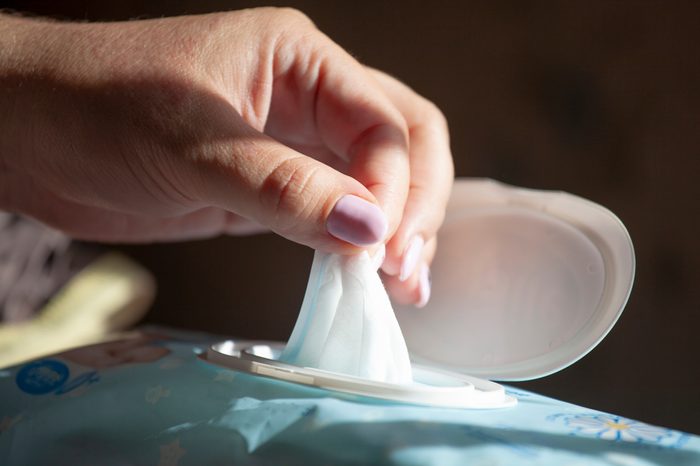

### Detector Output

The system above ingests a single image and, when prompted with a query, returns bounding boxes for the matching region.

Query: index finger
[367,68,454,277]
[285,30,411,239]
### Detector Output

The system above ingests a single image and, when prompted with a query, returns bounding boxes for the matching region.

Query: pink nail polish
[326,195,388,246]
[417,264,431,308]
[399,235,424,281]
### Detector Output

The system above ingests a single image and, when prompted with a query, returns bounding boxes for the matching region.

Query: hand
[0,8,453,306]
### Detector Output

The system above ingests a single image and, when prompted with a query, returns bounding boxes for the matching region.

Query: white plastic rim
[203,340,516,409]
[395,179,635,381]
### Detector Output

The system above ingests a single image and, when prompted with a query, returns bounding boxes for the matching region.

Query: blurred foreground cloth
[0,214,155,367]
[0,213,77,323]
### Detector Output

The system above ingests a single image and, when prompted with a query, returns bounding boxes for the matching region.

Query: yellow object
[0,253,155,368]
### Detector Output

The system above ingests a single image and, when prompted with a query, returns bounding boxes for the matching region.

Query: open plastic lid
[394,179,635,381]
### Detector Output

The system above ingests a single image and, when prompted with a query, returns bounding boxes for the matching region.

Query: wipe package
[2,331,699,466]
[280,250,413,384]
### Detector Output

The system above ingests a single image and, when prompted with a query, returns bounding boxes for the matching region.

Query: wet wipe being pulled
[281,250,413,384]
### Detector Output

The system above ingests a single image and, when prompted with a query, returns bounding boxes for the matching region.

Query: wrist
[0,16,93,195]
[0,15,60,169]
[0,14,39,208]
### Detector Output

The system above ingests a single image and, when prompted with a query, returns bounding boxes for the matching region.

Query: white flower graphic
[562,414,674,443]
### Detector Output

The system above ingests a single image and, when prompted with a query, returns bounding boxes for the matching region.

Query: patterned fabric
[0,214,98,323]
[0,332,698,465]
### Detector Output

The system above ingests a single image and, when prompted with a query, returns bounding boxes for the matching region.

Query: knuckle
[260,157,322,226]
[263,7,323,62]
[271,7,315,28]
[424,100,449,132]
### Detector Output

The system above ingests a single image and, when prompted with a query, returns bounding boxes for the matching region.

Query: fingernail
[417,264,431,308]
[326,195,388,246]
[399,235,424,281]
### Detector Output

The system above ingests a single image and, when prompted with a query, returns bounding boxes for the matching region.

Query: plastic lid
[394,179,635,381]
[204,340,516,409]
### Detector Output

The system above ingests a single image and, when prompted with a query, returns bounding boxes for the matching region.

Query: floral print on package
[0,331,698,466]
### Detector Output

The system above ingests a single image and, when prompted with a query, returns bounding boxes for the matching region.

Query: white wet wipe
[281,249,413,384]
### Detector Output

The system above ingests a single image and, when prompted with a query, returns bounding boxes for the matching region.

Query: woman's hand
[0,8,453,306]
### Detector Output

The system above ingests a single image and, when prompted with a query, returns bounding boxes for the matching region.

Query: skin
[0,8,453,306]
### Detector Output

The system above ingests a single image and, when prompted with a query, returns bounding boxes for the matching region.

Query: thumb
[190,128,388,253]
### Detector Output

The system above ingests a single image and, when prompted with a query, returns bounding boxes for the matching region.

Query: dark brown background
[3,1,698,433]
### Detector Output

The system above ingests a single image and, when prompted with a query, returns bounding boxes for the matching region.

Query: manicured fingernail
[399,235,424,281]
[417,264,431,308]
[326,195,388,246]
